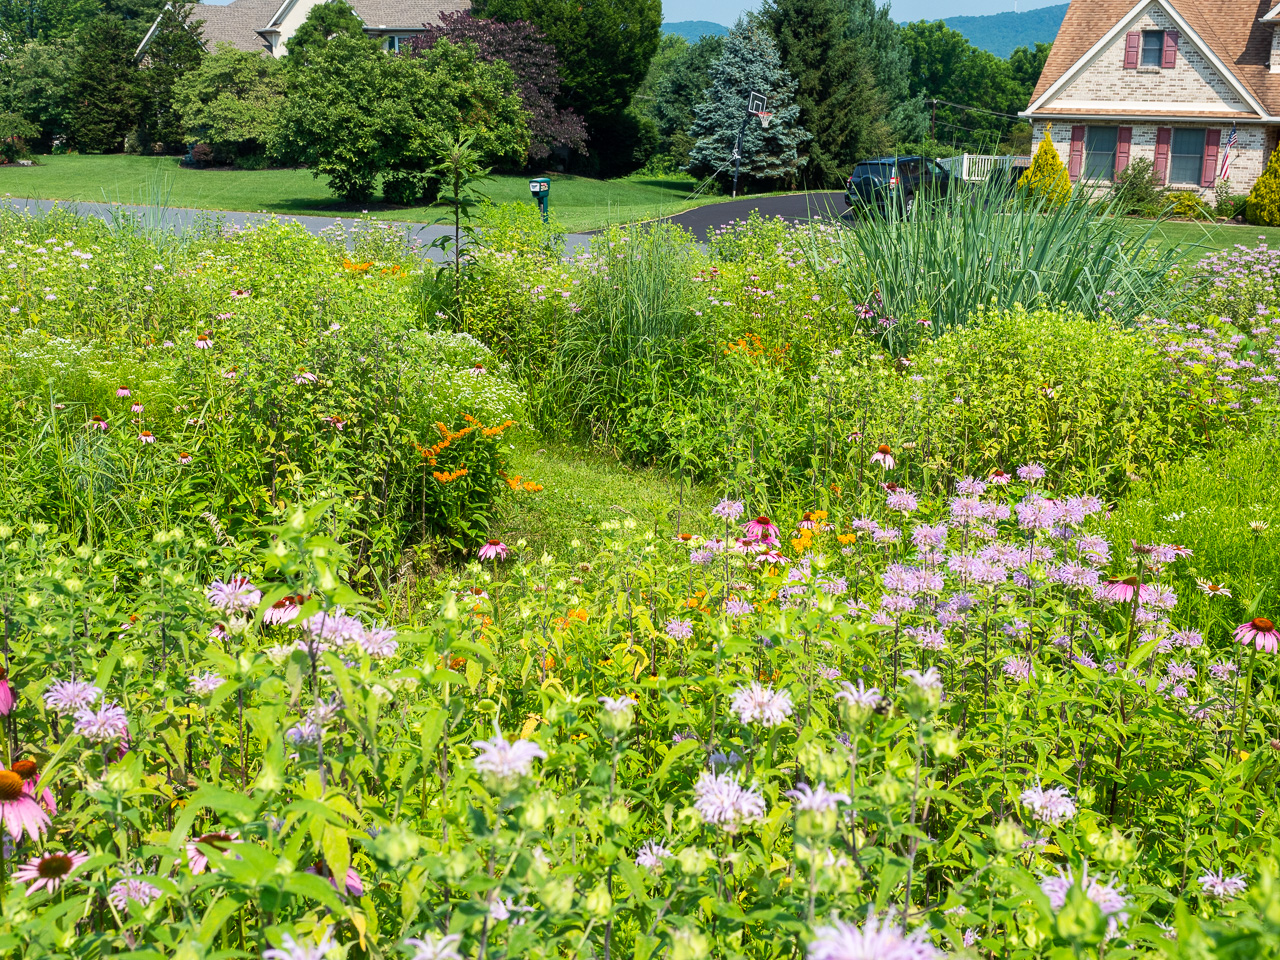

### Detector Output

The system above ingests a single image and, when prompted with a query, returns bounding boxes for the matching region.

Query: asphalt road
[2,192,850,253]
[657,191,849,238]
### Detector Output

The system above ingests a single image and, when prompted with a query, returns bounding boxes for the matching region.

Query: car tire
[904,193,915,219]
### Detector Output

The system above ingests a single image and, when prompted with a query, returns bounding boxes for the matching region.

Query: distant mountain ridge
[662,20,729,41]
[934,4,1066,58]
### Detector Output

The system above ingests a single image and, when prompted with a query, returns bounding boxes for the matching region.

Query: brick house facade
[1023,0,1280,197]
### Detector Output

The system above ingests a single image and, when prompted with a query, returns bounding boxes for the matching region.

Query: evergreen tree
[847,0,925,143]
[653,34,723,165]
[765,0,887,187]
[1246,144,1280,226]
[1018,127,1070,204]
[473,0,661,174]
[285,0,368,64]
[687,16,808,191]
[138,2,203,151]
[68,14,140,152]
[0,0,101,42]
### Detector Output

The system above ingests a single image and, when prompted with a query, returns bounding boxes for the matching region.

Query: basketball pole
[732,110,750,199]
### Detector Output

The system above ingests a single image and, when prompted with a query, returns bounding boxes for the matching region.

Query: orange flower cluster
[723,333,791,365]
[685,589,708,611]
[481,419,517,438]
[500,473,544,493]
[342,258,373,273]
[433,467,468,484]
[554,608,588,629]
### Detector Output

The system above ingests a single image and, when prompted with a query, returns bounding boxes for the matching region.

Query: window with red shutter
[1115,128,1133,176]
[1154,127,1172,183]
[1069,126,1085,181]
[1201,129,1221,187]
[1124,31,1140,69]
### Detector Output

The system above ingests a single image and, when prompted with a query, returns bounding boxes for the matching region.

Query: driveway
[2,193,849,255]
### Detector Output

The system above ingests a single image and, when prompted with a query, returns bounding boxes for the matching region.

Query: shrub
[1167,190,1210,220]
[1018,126,1071,204]
[1246,144,1280,225]
[1113,156,1163,215]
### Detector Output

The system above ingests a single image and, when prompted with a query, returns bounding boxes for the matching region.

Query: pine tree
[687,16,809,191]
[138,2,203,151]
[765,0,888,187]
[68,14,140,153]
[1246,145,1280,226]
[1018,127,1071,204]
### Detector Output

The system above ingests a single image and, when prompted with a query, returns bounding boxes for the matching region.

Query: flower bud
[994,818,1025,852]
[584,882,612,917]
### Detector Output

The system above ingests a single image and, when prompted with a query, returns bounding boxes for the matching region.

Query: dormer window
[1140,30,1164,66]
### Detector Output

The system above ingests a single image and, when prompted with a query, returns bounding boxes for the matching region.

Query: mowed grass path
[0,155,725,233]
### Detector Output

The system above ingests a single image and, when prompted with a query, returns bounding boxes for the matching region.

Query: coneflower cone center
[0,770,23,801]
[37,855,72,878]
[11,760,36,779]
[1254,617,1276,631]
[197,832,233,850]
[877,445,891,455]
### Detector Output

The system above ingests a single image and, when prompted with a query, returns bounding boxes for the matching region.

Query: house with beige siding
[138,0,469,59]
[1023,0,1280,196]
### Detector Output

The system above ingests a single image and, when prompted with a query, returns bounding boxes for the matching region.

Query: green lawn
[1124,218,1280,263]
[0,154,728,233]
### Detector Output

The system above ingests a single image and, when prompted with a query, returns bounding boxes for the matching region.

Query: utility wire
[927,97,1024,122]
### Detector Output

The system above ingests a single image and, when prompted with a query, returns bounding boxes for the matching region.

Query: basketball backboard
[747,91,768,115]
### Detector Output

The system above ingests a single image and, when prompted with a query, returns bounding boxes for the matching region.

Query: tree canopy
[409,12,586,163]
[285,0,367,65]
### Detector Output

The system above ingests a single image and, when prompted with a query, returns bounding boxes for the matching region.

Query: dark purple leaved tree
[408,12,588,162]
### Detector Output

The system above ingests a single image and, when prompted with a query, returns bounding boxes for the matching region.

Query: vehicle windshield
[853,162,896,178]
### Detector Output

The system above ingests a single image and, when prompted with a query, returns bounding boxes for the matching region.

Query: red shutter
[1069,125,1086,180]
[1154,127,1172,183]
[1116,127,1133,176]
[1202,128,1221,187]
[1124,31,1140,69]
[1163,30,1179,68]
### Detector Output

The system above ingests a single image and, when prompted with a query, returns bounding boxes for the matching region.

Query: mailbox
[529,177,550,222]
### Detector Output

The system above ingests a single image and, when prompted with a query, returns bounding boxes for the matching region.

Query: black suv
[844,156,952,216]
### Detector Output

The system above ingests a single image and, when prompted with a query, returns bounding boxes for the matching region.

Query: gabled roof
[1029,0,1280,118]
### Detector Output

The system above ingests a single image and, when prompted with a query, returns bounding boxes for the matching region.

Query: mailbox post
[529,177,550,222]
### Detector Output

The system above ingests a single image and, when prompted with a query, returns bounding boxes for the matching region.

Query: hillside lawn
[2,154,1277,257]
[0,154,736,233]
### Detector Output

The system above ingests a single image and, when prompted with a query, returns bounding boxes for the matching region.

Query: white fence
[936,154,1033,182]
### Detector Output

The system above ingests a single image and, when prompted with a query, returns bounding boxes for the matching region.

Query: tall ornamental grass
[827,181,1187,352]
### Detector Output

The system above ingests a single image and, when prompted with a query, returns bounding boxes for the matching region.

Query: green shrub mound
[1018,126,1071,204]
[1247,144,1280,226]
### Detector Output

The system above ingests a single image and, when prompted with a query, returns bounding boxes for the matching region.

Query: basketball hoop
[755,111,773,130]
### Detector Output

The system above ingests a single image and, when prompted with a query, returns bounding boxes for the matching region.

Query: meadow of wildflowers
[0,202,1277,959]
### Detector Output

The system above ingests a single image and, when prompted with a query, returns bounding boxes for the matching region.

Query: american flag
[1220,123,1238,181]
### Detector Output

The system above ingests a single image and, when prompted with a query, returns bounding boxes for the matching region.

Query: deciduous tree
[173,42,287,161]
[408,12,586,163]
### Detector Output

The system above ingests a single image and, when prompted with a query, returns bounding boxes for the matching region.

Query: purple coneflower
[195,334,212,348]
[89,415,109,432]
[1235,617,1278,652]
[1196,578,1231,597]
[178,451,192,464]
[130,402,143,414]
[988,468,1011,485]
[11,759,55,814]
[13,851,88,896]
[116,386,131,398]
[0,770,49,841]
[1098,576,1155,605]
[139,431,155,444]
[743,516,779,540]
[870,444,895,469]
[478,540,509,562]
[186,831,241,874]
[0,666,11,717]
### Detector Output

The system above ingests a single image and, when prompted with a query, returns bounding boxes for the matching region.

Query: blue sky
[663,0,1063,26]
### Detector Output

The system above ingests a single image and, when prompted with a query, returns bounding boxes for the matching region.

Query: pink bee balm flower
[743,516,779,540]
[0,770,50,842]
[116,386,131,397]
[13,851,89,896]
[807,912,942,960]
[870,444,896,469]
[478,540,509,562]
[1235,617,1278,653]
[712,499,745,521]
